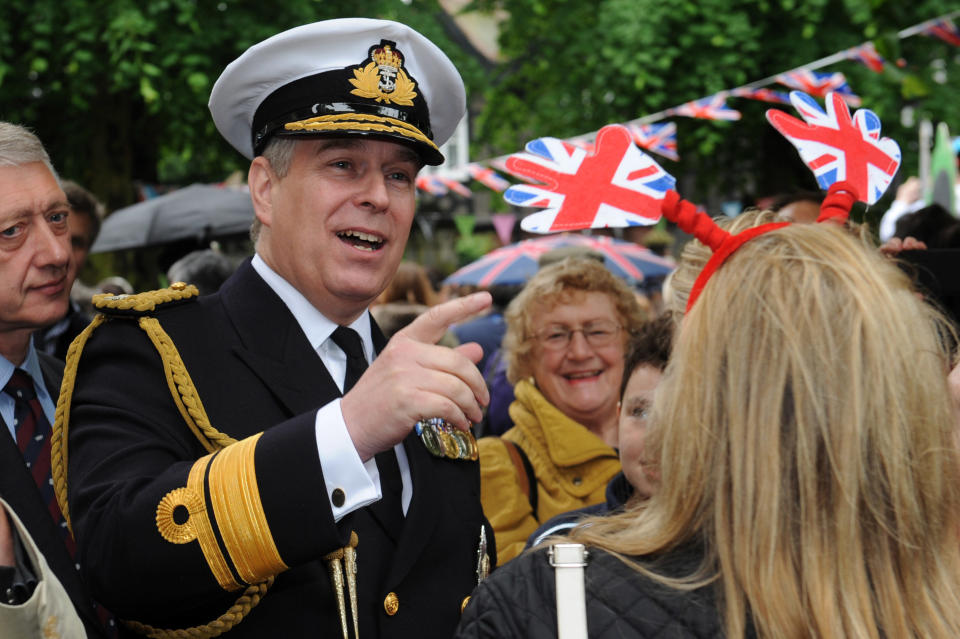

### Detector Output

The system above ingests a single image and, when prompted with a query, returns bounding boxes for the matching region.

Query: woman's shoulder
[582,546,722,637]
[457,547,558,639]
[457,544,723,639]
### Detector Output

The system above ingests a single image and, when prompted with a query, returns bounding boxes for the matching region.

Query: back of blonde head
[663,208,781,316]
[573,223,960,638]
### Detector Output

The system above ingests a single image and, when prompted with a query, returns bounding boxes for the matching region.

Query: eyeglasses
[533,320,622,351]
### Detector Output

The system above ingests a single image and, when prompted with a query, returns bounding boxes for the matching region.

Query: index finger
[399,291,492,345]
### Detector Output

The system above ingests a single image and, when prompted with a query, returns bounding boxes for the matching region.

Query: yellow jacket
[478,380,621,564]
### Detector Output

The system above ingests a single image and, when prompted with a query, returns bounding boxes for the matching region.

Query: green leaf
[187,71,208,92]
[900,74,929,100]
[140,76,159,103]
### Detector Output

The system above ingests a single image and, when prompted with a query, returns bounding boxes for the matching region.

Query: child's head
[618,312,674,498]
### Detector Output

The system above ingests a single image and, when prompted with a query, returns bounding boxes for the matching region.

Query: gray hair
[250,136,298,243]
[0,122,58,181]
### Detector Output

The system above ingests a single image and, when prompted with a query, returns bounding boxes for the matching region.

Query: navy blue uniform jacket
[64,259,492,637]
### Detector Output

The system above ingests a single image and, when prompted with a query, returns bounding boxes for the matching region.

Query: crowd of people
[2,15,960,639]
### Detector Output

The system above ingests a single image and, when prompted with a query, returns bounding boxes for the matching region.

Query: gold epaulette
[93,282,199,317]
[52,279,276,637]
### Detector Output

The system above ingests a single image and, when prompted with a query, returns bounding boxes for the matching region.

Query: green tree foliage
[467,0,959,211]
[0,0,956,227]
[0,0,488,210]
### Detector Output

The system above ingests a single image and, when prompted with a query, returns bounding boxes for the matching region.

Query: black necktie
[330,327,404,532]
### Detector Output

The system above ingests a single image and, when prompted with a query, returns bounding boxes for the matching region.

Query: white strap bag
[549,543,589,639]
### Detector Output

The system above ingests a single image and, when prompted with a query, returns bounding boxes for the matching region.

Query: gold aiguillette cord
[323,546,348,639]
[345,531,359,639]
[325,531,360,639]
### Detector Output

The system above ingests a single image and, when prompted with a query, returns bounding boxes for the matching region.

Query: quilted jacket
[456,543,737,639]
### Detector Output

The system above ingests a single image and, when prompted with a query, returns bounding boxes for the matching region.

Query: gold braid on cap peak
[284,112,439,152]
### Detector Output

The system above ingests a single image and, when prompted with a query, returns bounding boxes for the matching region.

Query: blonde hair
[572,223,960,638]
[663,208,781,317]
[503,258,647,384]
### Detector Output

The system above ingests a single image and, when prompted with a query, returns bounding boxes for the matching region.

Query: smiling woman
[476,257,647,564]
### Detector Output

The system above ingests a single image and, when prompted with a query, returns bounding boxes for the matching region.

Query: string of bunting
[419,11,959,198]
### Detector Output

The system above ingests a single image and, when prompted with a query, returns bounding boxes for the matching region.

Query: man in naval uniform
[58,18,494,638]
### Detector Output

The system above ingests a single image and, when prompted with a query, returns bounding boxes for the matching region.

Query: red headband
[662,181,859,312]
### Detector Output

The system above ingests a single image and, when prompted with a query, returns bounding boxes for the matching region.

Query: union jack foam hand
[766,91,901,204]
[503,124,676,234]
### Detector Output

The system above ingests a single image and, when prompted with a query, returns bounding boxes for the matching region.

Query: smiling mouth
[337,230,385,252]
[564,370,602,381]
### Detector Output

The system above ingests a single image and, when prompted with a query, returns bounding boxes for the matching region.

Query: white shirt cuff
[315,399,382,522]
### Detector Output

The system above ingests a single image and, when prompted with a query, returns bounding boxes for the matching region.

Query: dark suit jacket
[0,352,108,638]
[66,259,492,637]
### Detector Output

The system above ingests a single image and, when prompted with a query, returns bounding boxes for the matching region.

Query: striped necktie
[5,368,75,556]
[6,368,119,636]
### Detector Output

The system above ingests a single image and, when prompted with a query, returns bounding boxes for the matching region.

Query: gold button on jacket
[383,592,399,616]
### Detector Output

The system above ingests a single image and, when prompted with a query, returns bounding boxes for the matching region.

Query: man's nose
[356,173,391,212]
[34,220,70,270]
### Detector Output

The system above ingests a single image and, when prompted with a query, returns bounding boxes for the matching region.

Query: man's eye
[49,211,68,224]
[1,224,21,238]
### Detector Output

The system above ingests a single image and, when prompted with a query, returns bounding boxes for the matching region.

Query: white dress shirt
[251,255,411,521]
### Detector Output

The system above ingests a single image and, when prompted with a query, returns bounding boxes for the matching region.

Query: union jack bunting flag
[627,122,679,161]
[441,176,473,197]
[415,175,446,196]
[731,87,791,105]
[923,18,960,47]
[570,139,596,152]
[775,70,861,106]
[766,91,901,205]
[416,175,472,197]
[503,124,675,233]
[466,163,511,192]
[845,42,887,73]
[669,94,741,121]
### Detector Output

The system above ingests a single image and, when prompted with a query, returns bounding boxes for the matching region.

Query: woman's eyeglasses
[532,320,621,351]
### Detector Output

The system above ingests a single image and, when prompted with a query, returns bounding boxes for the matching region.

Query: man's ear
[248,156,275,228]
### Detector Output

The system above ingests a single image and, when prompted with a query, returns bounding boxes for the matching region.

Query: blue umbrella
[444,234,675,287]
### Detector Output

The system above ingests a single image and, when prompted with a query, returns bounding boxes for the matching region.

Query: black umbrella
[91,184,254,253]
